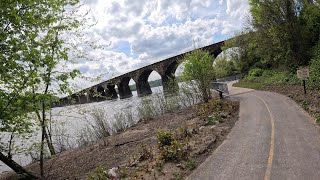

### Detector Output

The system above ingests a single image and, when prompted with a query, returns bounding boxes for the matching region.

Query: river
[0,86,169,174]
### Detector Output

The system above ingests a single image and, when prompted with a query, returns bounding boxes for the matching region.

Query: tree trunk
[0,152,37,179]
[40,102,46,178]
[44,128,56,156]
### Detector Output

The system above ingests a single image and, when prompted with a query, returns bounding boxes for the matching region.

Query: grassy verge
[233,81,265,90]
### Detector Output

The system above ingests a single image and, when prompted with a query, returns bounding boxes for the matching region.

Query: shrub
[139,144,153,161]
[157,130,174,147]
[309,43,320,90]
[194,99,222,118]
[207,115,219,125]
[91,108,111,138]
[247,68,264,80]
[137,98,157,120]
[111,109,134,134]
[87,166,109,180]
[186,159,196,170]
[156,130,189,162]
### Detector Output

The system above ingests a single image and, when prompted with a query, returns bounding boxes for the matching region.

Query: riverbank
[1,97,239,179]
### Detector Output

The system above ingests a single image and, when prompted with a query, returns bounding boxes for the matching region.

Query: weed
[316,115,320,124]
[186,159,196,170]
[173,172,183,180]
[139,144,153,161]
[157,130,174,147]
[207,115,219,126]
[156,130,189,162]
[302,100,310,111]
[87,166,109,180]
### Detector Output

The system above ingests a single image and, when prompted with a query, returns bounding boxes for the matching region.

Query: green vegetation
[213,58,240,78]
[156,129,189,162]
[181,49,215,103]
[225,1,320,87]
[309,42,320,90]
[87,166,109,180]
[234,68,300,90]
[0,0,94,178]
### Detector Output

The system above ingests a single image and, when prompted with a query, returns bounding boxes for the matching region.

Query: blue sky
[72,0,250,88]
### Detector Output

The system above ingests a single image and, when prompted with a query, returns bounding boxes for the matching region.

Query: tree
[181,49,215,103]
[0,0,88,178]
[226,0,320,73]
[213,58,240,78]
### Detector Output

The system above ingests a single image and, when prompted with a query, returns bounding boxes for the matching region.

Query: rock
[199,126,205,131]
[108,167,120,179]
[176,163,185,169]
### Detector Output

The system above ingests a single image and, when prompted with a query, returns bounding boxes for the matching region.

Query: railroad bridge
[56,39,231,107]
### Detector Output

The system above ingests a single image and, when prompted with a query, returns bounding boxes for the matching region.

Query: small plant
[156,130,189,162]
[207,115,219,126]
[139,144,153,161]
[87,166,109,180]
[91,108,111,138]
[316,115,320,124]
[186,159,196,170]
[119,166,128,179]
[173,172,183,180]
[302,100,310,111]
[195,99,222,118]
[137,98,157,120]
[157,130,174,147]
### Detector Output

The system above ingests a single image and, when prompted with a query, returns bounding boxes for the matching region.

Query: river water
[0,87,167,174]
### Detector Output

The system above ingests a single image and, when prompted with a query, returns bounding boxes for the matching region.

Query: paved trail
[187,84,320,180]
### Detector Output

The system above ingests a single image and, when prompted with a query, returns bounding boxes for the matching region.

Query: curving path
[187,83,320,180]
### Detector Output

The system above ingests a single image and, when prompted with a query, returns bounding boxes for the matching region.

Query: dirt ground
[1,98,239,180]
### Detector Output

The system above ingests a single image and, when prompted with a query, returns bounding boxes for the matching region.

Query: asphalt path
[187,85,320,180]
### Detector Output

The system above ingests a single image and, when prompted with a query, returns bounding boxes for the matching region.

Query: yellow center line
[254,95,275,180]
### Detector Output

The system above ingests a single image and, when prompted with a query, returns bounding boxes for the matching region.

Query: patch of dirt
[1,98,239,180]
[263,84,320,121]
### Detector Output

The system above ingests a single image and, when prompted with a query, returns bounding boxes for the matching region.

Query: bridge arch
[162,60,181,93]
[96,85,107,101]
[118,76,135,99]
[136,69,162,96]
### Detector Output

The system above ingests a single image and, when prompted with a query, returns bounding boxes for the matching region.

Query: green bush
[156,130,189,162]
[242,68,299,85]
[87,166,109,180]
[247,68,264,80]
[309,44,320,90]
[157,130,174,147]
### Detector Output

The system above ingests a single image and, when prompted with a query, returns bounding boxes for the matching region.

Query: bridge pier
[137,81,152,97]
[118,82,133,99]
[78,94,88,104]
[97,86,107,101]
[105,84,118,99]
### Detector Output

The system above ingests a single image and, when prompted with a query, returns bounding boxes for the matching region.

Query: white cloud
[73,0,249,88]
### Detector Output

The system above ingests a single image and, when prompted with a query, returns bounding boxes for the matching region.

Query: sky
[71,0,250,88]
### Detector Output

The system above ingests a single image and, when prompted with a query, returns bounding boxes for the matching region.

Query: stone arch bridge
[55,39,232,107]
